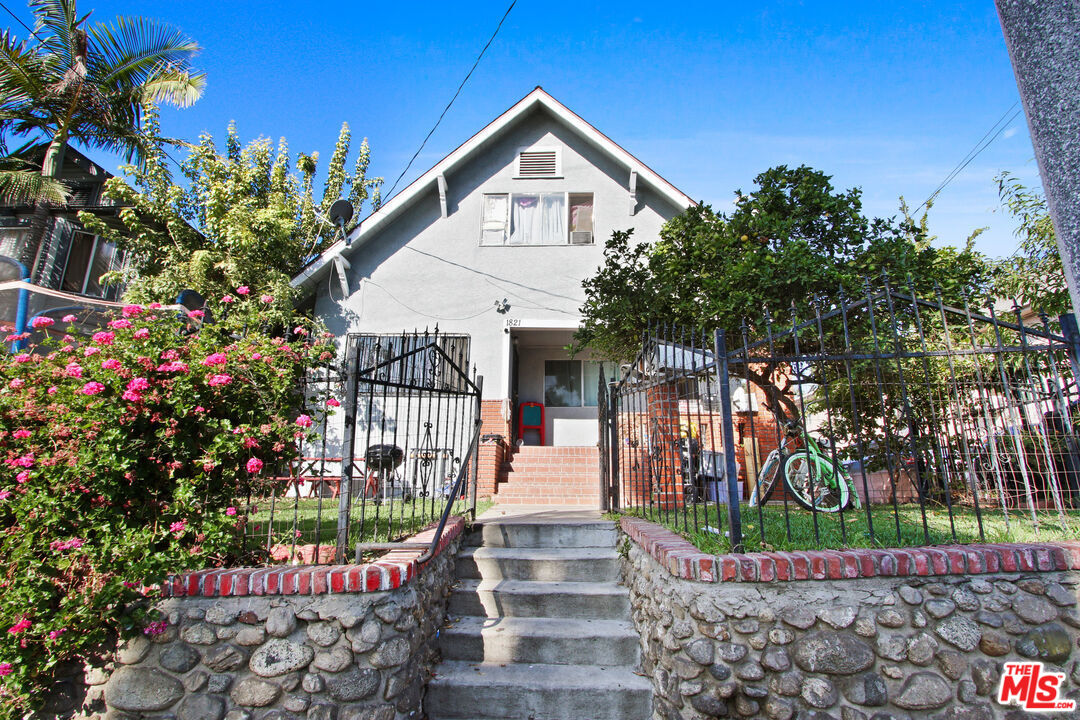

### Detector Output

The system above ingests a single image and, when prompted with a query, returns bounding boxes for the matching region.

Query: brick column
[646,381,684,509]
[477,399,509,498]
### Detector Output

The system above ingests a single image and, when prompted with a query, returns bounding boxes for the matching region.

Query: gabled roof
[292,87,695,290]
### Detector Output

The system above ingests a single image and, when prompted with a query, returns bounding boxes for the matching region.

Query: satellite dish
[329,199,354,228]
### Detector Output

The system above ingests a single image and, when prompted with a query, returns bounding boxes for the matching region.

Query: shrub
[0,292,332,711]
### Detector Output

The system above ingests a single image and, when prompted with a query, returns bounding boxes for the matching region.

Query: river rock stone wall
[620,518,1080,720]
[64,519,463,720]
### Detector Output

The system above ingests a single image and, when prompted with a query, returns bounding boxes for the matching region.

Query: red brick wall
[477,399,509,497]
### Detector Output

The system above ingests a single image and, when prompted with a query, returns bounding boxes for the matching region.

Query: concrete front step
[426,660,653,720]
[465,521,617,549]
[448,579,630,619]
[456,547,619,582]
[440,616,639,666]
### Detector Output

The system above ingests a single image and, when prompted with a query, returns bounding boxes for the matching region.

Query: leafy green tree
[578,165,991,420]
[79,108,382,318]
[994,171,1071,316]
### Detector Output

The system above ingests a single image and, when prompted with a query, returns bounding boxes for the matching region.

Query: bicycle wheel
[782,451,852,513]
[749,451,782,507]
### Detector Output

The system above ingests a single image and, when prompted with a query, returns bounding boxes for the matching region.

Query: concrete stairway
[426,512,652,720]
[495,446,600,506]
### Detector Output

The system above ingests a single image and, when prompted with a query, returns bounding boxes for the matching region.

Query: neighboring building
[292,87,695,503]
[0,144,127,301]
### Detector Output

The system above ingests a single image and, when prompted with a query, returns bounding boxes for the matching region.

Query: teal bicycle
[748,420,861,513]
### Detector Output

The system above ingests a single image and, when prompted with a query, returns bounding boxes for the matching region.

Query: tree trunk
[24,135,69,282]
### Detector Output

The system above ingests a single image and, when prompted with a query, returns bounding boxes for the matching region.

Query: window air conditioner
[570,231,593,245]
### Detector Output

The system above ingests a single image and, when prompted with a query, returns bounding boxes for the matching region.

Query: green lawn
[245,496,493,562]
[624,502,1080,555]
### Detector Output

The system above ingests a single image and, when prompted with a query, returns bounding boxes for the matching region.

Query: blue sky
[8,0,1039,258]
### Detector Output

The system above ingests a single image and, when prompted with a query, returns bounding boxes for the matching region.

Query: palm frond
[0,164,69,204]
[88,16,201,92]
[139,69,204,109]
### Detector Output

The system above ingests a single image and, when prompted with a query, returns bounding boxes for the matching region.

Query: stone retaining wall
[620,517,1080,720]
[64,518,464,720]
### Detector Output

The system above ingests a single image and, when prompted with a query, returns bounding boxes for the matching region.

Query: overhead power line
[383,0,516,201]
[0,0,45,43]
[913,102,1023,215]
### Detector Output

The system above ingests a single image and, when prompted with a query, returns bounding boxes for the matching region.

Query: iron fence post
[609,382,621,511]
[335,340,360,564]
[470,375,483,520]
[1060,313,1080,383]
[714,329,743,552]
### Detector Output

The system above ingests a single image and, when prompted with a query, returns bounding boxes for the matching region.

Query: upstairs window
[516,148,560,178]
[481,192,594,246]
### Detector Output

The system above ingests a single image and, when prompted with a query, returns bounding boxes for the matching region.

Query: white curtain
[510,193,565,245]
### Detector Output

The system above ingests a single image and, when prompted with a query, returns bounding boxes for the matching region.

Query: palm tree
[0,0,204,268]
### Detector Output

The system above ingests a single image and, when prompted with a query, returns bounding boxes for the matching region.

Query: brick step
[494,494,599,506]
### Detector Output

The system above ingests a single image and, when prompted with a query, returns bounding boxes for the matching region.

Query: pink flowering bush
[0,291,331,710]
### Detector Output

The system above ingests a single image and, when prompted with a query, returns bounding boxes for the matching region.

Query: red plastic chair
[518,402,545,446]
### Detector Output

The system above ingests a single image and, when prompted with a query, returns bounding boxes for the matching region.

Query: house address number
[505,318,521,327]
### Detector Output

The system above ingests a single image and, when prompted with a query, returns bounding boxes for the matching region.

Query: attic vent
[516,148,560,178]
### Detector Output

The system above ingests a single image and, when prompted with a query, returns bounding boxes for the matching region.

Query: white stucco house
[292,87,694,501]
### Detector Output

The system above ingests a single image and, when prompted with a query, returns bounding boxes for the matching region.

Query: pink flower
[102,358,122,371]
[243,437,258,449]
[160,349,179,360]
[148,302,162,310]
[49,538,83,551]
[13,354,31,364]
[194,406,206,413]
[127,377,150,392]
[4,333,27,342]
[83,347,100,357]
[65,362,83,378]
[207,373,232,386]
[61,314,77,323]
[59,345,73,353]
[236,286,250,296]
[0,662,11,676]
[10,454,33,468]
[15,471,28,484]
[47,629,65,640]
[293,326,309,336]
[187,310,205,320]
[8,378,24,389]
[156,361,189,373]
[252,352,262,361]
[221,295,235,304]
[246,457,264,474]
[0,490,11,501]
[260,294,274,304]
[202,353,227,366]
[81,381,106,396]
[91,331,115,345]
[202,461,215,472]
[225,507,237,516]
[295,414,313,428]
[133,328,150,340]
[30,316,53,329]
[47,386,58,395]
[12,430,30,439]
[121,390,142,402]
[8,619,30,634]
[121,305,143,318]
[327,398,341,408]
[107,319,132,329]
[143,620,167,637]
[169,520,186,535]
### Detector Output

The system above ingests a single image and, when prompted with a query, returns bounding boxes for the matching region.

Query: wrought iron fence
[604,283,1080,552]
[245,330,482,564]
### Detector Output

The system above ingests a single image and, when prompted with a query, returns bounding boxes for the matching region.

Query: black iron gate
[336,330,482,562]
[602,284,1080,554]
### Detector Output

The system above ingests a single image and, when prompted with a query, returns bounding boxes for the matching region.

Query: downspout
[0,256,31,351]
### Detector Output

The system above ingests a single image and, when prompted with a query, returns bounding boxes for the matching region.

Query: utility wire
[0,0,45,43]
[913,102,1022,214]
[383,0,516,201]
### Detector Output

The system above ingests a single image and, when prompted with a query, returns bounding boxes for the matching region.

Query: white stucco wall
[312,107,684,403]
